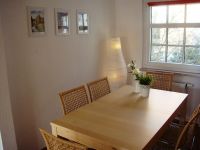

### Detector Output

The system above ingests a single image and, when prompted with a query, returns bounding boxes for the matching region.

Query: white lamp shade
[102,37,127,90]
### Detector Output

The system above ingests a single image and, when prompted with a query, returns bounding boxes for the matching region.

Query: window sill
[141,67,200,78]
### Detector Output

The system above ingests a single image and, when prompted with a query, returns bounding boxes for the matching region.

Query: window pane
[186,28,200,46]
[185,47,200,65]
[151,46,166,62]
[168,28,184,45]
[152,28,166,44]
[169,5,184,23]
[152,6,167,24]
[83,14,88,26]
[186,4,200,23]
[167,46,183,63]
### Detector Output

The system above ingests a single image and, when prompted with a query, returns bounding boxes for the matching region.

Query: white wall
[115,0,143,67]
[1,0,115,149]
[0,8,17,150]
[114,0,143,84]
[1,0,199,149]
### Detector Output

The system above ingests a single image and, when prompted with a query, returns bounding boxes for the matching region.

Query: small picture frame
[27,6,47,36]
[77,10,89,34]
[55,8,70,36]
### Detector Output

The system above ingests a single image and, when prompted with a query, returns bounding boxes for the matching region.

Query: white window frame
[143,2,200,74]
[0,131,3,150]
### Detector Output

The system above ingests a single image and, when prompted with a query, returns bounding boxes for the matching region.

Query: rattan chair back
[175,104,200,150]
[40,129,87,150]
[87,77,111,102]
[59,85,89,115]
[146,72,173,91]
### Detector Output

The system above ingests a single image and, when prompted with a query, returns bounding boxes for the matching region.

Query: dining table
[51,85,188,150]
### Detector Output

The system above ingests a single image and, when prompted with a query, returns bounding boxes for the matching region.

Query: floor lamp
[103,37,127,90]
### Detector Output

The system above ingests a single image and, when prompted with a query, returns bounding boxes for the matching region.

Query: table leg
[51,125,58,137]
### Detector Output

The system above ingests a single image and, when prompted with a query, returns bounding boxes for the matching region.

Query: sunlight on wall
[0,131,3,150]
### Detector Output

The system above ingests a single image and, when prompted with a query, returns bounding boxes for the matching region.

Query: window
[0,131,3,150]
[150,4,200,65]
[145,2,200,72]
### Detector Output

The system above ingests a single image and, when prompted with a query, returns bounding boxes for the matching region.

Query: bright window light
[0,131,3,150]
[150,3,200,66]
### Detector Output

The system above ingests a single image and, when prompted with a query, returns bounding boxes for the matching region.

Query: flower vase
[140,85,150,97]
[132,79,140,93]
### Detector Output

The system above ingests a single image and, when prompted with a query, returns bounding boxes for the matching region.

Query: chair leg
[41,147,47,150]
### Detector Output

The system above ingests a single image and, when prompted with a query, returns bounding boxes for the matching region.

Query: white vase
[140,85,150,97]
[132,79,140,93]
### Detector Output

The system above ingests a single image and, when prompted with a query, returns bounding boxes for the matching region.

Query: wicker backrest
[175,104,200,150]
[146,72,174,91]
[87,77,111,102]
[59,85,89,115]
[40,129,87,150]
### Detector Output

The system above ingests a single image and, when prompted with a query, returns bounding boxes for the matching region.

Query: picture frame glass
[55,9,70,35]
[77,11,89,34]
[28,7,46,36]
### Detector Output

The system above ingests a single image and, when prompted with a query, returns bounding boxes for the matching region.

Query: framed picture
[27,6,47,36]
[55,8,70,36]
[77,10,89,34]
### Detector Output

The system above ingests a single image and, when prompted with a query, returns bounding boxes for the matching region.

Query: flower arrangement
[128,60,152,85]
[139,74,152,86]
[127,60,141,80]
[128,60,152,96]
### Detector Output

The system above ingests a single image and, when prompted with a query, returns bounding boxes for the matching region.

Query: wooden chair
[39,129,87,150]
[146,72,185,124]
[175,104,200,150]
[59,85,89,115]
[87,77,111,102]
[146,71,174,91]
[152,104,200,150]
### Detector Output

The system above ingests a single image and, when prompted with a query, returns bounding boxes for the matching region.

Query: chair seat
[152,123,184,150]
[152,104,200,150]
[40,129,87,150]
[159,123,184,147]
[152,141,174,150]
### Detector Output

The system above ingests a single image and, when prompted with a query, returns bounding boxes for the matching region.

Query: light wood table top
[51,85,188,150]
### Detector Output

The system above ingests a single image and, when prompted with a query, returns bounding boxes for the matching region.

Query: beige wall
[0,8,17,150]
[115,0,143,67]
[1,0,115,149]
[114,0,143,84]
[1,0,199,149]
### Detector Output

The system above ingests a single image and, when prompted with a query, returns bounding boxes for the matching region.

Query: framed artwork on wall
[77,10,89,34]
[55,8,70,36]
[27,6,47,36]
